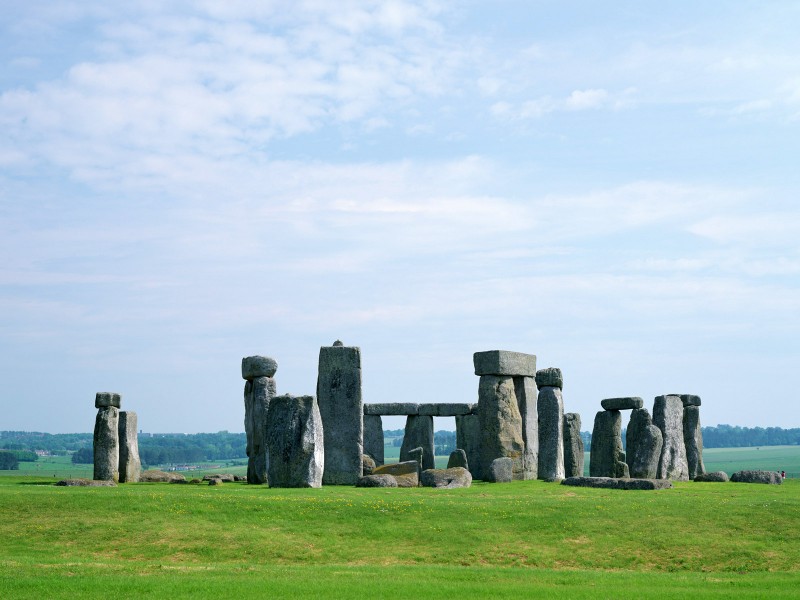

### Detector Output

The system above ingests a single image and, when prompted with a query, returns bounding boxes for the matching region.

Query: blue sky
[2,1,799,434]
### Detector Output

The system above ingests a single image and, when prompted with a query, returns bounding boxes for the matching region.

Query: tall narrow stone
[455,413,481,480]
[265,394,324,488]
[363,414,384,466]
[317,342,363,485]
[626,408,663,479]
[242,355,277,485]
[536,368,565,480]
[590,410,625,478]
[400,415,435,471]
[653,394,689,481]
[93,392,120,481]
[514,376,538,480]
[563,412,584,478]
[118,411,141,483]
[478,375,525,480]
[683,404,705,480]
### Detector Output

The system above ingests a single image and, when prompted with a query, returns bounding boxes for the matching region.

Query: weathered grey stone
[317,344,363,485]
[730,470,783,485]
[408,446,424,476]
[265,394,324,488]
[363,403,419,416]
[535,368,563,389]
[478,375,525,480]
[514,375,538,480]
[537,386,565,480]
[400,415,434,471]
[487,457,513,483]
[601,397,643,411]
[245,376,275,484]
[447,449,468,470]
[615,460,630,478]
[356,474,398,487]
[680,394,702,407]
[241,355,277,380]
[362,455,376,476]
[683,405,705,480]
[654,395,689,481]
[93,406,119,481]
[694,471,729,482]
[140,470,185,483]
[55,478,117,487]
[626,408,663,479]
[363,414,384,466]
[455,413,481,479]
[561,477,673,490]
[95,392,121,409]
[203,474,235,482]
[372,461,419,487]
[590,410,624,478]
[208,478,223,486]
[420,467,472,488]
[118,411,141,483]
[473,350,536,377]
[563,413,584,478]
[418,403,473,416]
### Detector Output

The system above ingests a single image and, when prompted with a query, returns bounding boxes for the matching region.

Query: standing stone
[242,355,277,485]
[118,411,141,483]
[400,415,435,471]
[683,405,705,480]
[363,414,384,466]
[408,447,424,477]
[447,449,469,470]
[94,404,119,482]
[265,394,324,488]
[590,410,625,478]
[537,379,565,480]
[514,376,538,480]
[317,343,363,485]
[626,408,663,479]
[563,413,584,478]
[478,375,525,480]
[455,413,481,480]
[653,394,689,481]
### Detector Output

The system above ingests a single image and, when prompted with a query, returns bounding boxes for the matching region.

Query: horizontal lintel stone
[241,355,277,380]
[418,403,474,417]
[679,394,702,407]
[95,392,121,408]
[364,403,419,416]
[473,350,536,377]
[601,397,644,411]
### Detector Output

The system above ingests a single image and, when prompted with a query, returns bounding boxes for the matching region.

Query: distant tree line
[0,451,19,470]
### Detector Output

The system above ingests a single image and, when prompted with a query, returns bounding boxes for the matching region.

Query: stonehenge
[265,394,324,488]
[626,408,663,479]
[682,395,706,480]
[590,409,627,478]
[654,394,690,481]
[92,392,141,483]
[563,412,584,478]
[118,411,141,483]
[241,355,277,484]
[400,416,435,471]
[536,368,564,480]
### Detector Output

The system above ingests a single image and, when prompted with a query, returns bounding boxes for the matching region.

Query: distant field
[703,446,800,478]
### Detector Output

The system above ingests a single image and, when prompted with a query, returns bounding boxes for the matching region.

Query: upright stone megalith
[241,355,277,484]
[563,412,584,478]
[118,411,141,483]
[265,394,324,488]
[626,408,663,479]
[681,395,705,480]
[400,415,435,471]
[478,375,525,480]
[653,394,689,481]
[590,410,627,478]
[455,413,481,479]
[93,392,120,481]
[317,341,363,485]
[363,414,384,466]
[536,368,565,480]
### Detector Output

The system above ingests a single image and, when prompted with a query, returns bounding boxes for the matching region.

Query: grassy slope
[0,476,797,599]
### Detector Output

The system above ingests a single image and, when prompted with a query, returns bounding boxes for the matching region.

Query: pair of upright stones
[93,393,141,482]
[241,355,278,484]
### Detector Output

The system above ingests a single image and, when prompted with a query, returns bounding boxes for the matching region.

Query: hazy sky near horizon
[2,1,799,434]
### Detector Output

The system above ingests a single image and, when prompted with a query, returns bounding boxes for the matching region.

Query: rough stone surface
[93,406,119,481]
[140,470,185,483]
[241,355,277,380]
[487,457,513,483]
[400,415,435,471]
[561,477,673,490]
[455,413,481,480]
[615,460,630,478]
[420,467,472,488]
[95,392,121,409]
[408,447,424,476]
[362,455,376,476]
[473,350,536,377]
[447,449,468,470]
[363,403,419,416]
[694,471,729,482]
[203,474,235,482]
[535,368,563,390]
[372,461,419,487]
[590,410,625,478]
[680,394,702,407]
[245,376,276,484]
[418,403,473,416]
[363,414,384,466]
[208,478,223,486]
[118,411,141,483]
[730,470,783,485]
[317,344,363,485]
[478,375,525,480]
[356,474,398,487]
[266,394,324,488]
[683,405,705,480]
[514,376,538,480]
[55,479,117,487]
[563,412,584,478]
[654,395,689,481]
[537,386,565,480]
[601,397,644,411]
[626,408,663,479]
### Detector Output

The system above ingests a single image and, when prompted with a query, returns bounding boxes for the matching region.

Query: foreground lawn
[0,476,797,598]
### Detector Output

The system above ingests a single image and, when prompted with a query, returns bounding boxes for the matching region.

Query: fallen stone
[93,406,119,482]
[202,474,235,482]
[538,386,565,480]
[473,350,536,377]
[118,411,141,483]
[478,375,525,480]
[515,375,538,480]
[626,408,663,479]
[487,457,514,483]
[208,478,223,486]
[694,471,729,482]
[563,412,584,478]
[55,479,116,487]
[535,368,563,390]
[400,415,435,471]
[590,410,624,478]
[654,395,689,481]
[561,476,673,490]
[372,461,419,487]
[456,413,481,480]
[680,394,702,407]
[234,475,247,482]
[362,454,376,476]
[418,403,473,416]
[363,403,419,416]
[363,414,384,466]
[266,394,325,488]
[357,474,398,488]
[420,467,472,488]
[447,449,468,470]
[140,470,186,483]
[683,405,706,480]
[600,397,643,411]
[730,470,783,485]
[95,392,121,409]
[241,355,278,380]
